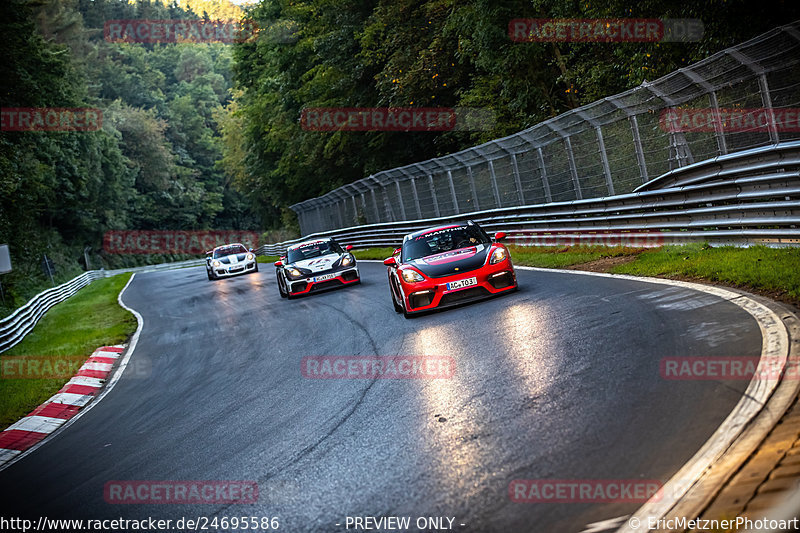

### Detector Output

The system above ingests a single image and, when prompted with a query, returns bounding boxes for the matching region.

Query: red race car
[384,220,517,318]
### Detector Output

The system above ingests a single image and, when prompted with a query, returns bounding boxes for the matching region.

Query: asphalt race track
[0,262,761,532]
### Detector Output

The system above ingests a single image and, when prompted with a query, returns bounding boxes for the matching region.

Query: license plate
[446,277,477,290]
[313,273,336,282]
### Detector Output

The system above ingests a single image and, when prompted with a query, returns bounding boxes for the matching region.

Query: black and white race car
[274,238,360,298]
[205,243,258,280]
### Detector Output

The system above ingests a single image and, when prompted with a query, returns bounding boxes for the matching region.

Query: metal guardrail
[0,271,106,354]
[289,22,800,235]
[0,259,208,354]
[257,141,800,256]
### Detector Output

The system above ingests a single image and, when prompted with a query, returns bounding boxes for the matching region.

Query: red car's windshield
[403,226,489,262]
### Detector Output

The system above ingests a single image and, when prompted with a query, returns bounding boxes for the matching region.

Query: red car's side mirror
[345,245,354,251]
[393,247,401,256]
[274,260,283,267]
[383,257,397,267]
[494,232,507,242]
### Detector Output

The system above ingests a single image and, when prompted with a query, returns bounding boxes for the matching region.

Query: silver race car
[206,243,258,280]
[274,238,360,298]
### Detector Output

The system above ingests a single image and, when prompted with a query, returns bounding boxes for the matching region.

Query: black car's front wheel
[277,272,288,298]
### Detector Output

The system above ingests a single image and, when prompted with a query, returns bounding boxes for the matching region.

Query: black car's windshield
[403,226,490,262]
[213,245,247,258]
[287,240,342,263]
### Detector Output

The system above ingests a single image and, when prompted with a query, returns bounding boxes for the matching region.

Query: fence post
[536,147,552,202]
[758,74,780,144]
[487,160,502,207]
[394,180,407,220]
[564,137,583,200]
[409,178,423,218]
[510,153,525,205]
[427,175,441,217]
[595,127,615,196]
[629,115,649,184]
[466,166,480,211]
[370,188,381,222]
[447,170,460,214]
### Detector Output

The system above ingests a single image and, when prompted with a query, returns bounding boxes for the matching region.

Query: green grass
[352,247,397,260]
[506,244,641,268]
[0,273,137,430]
[611,244,800,301]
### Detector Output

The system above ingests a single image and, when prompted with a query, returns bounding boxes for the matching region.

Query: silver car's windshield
[214,245,247,258]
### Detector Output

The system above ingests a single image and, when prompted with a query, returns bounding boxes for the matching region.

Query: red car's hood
[408,245,490,278]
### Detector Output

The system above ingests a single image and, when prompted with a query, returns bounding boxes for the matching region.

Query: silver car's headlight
[212,260,221,267]
[287,267,303,278]
[247,253,255,261]
[341,254,353,267]
[489,247,507,264]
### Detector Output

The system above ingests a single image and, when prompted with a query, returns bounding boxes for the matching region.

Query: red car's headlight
[489,247,508,264]
[400,268,425,283]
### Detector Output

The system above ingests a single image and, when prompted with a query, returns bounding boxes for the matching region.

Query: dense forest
[0,0,255,311]
[2,0,800,313]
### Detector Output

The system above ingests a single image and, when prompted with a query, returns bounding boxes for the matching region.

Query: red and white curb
[0,345,125,467]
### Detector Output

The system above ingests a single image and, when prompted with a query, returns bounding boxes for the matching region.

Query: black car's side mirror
[274,260,283,267]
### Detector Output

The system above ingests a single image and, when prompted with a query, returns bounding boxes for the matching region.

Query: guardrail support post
[395,181,407,220]
[370,188,381,222]
[467,166,481,210]
[595,127,615,196]
[409,178,423,218]
[709,91,728,155]
[510,153,525,205]
[427,175,441,217]
[447,170,460,214]
[488,160,502,207]
[758,74,780,144]
[564,137,583,200]
[536,148,552,202]
[360,193,368,223]
[630,115,649,184]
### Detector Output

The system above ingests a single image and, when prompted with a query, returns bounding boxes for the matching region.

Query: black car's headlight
[489,247,508,264]
[286,267,303,278]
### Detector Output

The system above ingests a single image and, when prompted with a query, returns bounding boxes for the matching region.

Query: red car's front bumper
[396,258,517,314]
